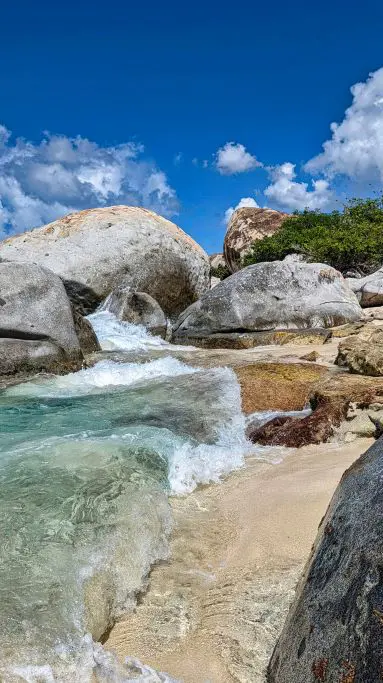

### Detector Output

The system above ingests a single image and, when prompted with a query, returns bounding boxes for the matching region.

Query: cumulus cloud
[305,67,383,181]
[215,142,261,175]
[264,162,333,211]
[0,126,178,236]
[224,196,259,224]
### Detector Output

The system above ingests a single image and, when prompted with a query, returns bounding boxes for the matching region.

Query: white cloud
[224,196,259,224]
[264,162,333,211]
[306,67,383,181]
[0,127,178,237]
[215,142,261,175]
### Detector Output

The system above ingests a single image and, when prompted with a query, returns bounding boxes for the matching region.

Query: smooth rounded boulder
[173,261,362,338]
[267,436,383,682]
[0,206,210,316]
[347,267,383,307]
[224,207,288,273]
[102,287,167,338]
[0,261,82,375]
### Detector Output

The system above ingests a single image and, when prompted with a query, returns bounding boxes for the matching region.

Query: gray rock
[103,288,167,338]
[210,276,221,289]
[336,323,383,376]
[267,436,383,683]
[347,268,383,307]
[72,308,101,354]
[174,261,362,337]
[0,206,210,316]
[224,207,289,272]
[209,253,226,270]
[0,261,82,375]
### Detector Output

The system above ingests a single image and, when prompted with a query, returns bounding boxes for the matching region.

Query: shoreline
[106,437,373,682]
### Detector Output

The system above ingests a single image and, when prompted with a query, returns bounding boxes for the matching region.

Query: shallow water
[0,312,263,681]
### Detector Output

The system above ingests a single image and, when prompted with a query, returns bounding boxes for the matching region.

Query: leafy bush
[243,198,383,275]
[211,263,231,280]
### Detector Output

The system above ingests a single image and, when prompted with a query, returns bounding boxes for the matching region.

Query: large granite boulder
[224,207,288,273]
[0,262,82,375]
[0,206,210,316]
[174,261,362,338]
[336,323,383,375]
[347,268,383,307]
[267,436,383,682]
[103,287,167,338]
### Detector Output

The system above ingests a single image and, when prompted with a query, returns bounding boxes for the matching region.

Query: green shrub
[243,197,383,275]
[211,263,231,280]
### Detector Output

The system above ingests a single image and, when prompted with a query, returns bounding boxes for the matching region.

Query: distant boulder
[0,206,210,316]
[0,262,82,375]
[103,287,167,338]
[209,253,226,270]
[347,267,383,307]
[224,207,289,272]
[174,261,362,339]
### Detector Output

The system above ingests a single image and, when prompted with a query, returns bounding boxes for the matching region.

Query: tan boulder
[0,206,210,316]
[336,323,383,375]
[224,207,289,272]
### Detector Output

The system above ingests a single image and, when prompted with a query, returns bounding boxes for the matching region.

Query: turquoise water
[0,313,252,681]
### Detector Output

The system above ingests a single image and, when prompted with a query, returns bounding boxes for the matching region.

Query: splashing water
[0,311,258,681]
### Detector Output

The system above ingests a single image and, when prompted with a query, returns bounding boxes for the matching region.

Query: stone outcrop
[0,206,210,316]
[103,287,167,338]
[209,253,226,270]
[173,261,362,339]
[234,362,329,414]
[0,262,83,375]
[347,267,383,307]
[336,323,383,376]
[224,207,288,272]
[173,328,332,349]
[267,436,383,682]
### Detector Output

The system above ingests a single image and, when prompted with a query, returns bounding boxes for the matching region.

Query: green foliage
[243,197,383,275]
[211,263,231,280]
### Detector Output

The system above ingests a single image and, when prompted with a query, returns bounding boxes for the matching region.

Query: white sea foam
[6,357,197,398]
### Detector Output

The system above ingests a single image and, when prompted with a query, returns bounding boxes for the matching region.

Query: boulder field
[0,206,210,316]
[173,261,362,340]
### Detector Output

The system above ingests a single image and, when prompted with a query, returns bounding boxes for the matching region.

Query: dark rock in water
[173,261,362,337]
[300,350,320,362]
[72,307,101,354]
[173,329,332,349]
[247,400,347,447]
[0,261,83,376]
[104,287,167,338]
[267,436,383,682]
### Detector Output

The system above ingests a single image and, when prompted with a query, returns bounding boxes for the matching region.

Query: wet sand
[106,438,373,682]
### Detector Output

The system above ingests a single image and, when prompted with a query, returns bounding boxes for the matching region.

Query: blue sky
[1,0,383,252]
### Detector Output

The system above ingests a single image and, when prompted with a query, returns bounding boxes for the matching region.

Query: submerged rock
[267,436,383,682]
[103,287,167,338]
[336,324,383,376]
[173,261,362,339]
[0,206,210,316]
[234,362,329,414]
[173,329,331,349]
[224,207,288,272]
[0,261,82,375]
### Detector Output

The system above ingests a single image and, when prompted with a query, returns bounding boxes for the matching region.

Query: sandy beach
[106,437,372,682]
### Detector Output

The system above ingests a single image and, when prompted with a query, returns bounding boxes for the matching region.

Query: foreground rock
[173,328,331,349]
[224,207,288,272]
[248,371,383,447]
[0,206,210,316]
[336,323,383,375]
[0,262,83,375]
[234,363,329,414]
[103,287,167,338]
[267,436,383,682]
[174,261,362,339]
[347,267,383,307]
